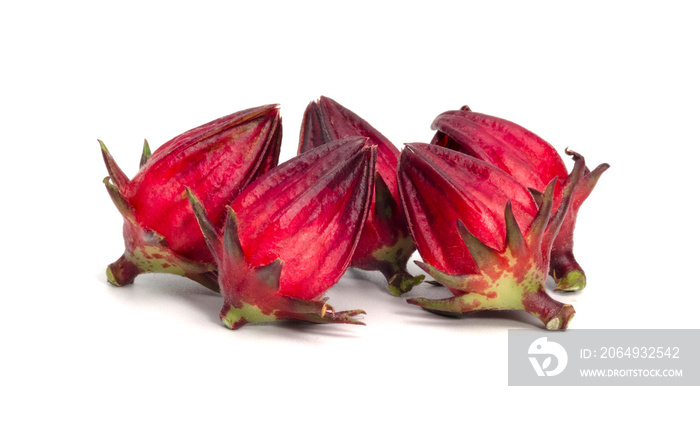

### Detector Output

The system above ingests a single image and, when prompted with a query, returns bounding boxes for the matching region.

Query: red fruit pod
[298,96,423,295]
[397,143,584,330]
[431,106,609,291]
[101,104,282,291]
[188,137,376,329]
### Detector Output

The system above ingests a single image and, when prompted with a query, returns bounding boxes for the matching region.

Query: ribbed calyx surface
[189,137,376,329]
[298,96,422,295]
[397,143,584,329]
[431,106,609,291]
[101,104,282,291]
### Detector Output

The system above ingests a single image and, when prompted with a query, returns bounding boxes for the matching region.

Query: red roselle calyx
[431,106,609,291]
[188,137,376,329]
[397,143,585,330]
[298,96,423,295]
[101,104,282,291]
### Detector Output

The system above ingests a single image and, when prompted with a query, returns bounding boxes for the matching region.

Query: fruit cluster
[100,98,608,330]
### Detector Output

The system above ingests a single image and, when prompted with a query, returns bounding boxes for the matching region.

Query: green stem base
[550,251,587,292]
[105,251,219,293]
[219,299,366,330]
[407,288,575,330]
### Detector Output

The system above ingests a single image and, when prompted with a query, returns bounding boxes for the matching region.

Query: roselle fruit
[101,104,282,291]
[431,106,609,291]
[188,137,376,329]
[397,143,584,329]
[298,96,422,295]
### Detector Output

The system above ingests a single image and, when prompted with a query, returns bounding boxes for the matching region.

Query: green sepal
[541,150,585,255]
[407,292,507,315]
[222,207,245,261]
[456,219,497,268]
[99,140,130,192]
[425,280,444,287]
[139,139,152,170]
[554,149,585,222]
[186,188,220,263]
[527,187,544,208]
[255,258,283,290]
[581,162,610,194]
[414,260,475,292]
[103,176,136,224]
[526,177,556,248]
[504,200,526,256]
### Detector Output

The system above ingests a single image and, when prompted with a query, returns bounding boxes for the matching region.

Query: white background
[2,0,698,442]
